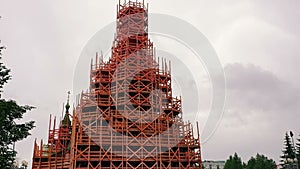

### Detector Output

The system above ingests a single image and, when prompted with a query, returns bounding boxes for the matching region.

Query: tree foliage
[224,153,277,169]
[296,136,300,169]
[280,132,297,169]
[246,154,276,169]
[0,43,35,168]
[0,46,10,95]
[224,152,243,169]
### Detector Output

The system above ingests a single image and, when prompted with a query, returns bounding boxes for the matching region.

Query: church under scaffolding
[32,1,202,168]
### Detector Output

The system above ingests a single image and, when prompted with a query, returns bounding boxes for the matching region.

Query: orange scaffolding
[32,1,202,168]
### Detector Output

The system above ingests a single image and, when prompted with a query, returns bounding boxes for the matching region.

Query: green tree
[246,154,276,169]
[0,43,35,168]
[296,135,300,169]
[280,132,297,169]
[0,46,9,95]
[224,152,243,169]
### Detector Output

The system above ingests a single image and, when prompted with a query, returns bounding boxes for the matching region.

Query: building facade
[202,161,225,169]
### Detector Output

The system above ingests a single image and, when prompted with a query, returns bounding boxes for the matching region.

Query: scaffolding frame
[32,1,202,168]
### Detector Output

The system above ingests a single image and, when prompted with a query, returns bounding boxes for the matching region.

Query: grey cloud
[252,0,300,35]
[225,63,300,114]
[203,63,300,162]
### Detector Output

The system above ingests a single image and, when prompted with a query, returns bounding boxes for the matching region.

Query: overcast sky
[1,0,300,166]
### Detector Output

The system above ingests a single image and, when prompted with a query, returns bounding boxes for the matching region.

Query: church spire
[62,91,71,127]
[65,91,70,113]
